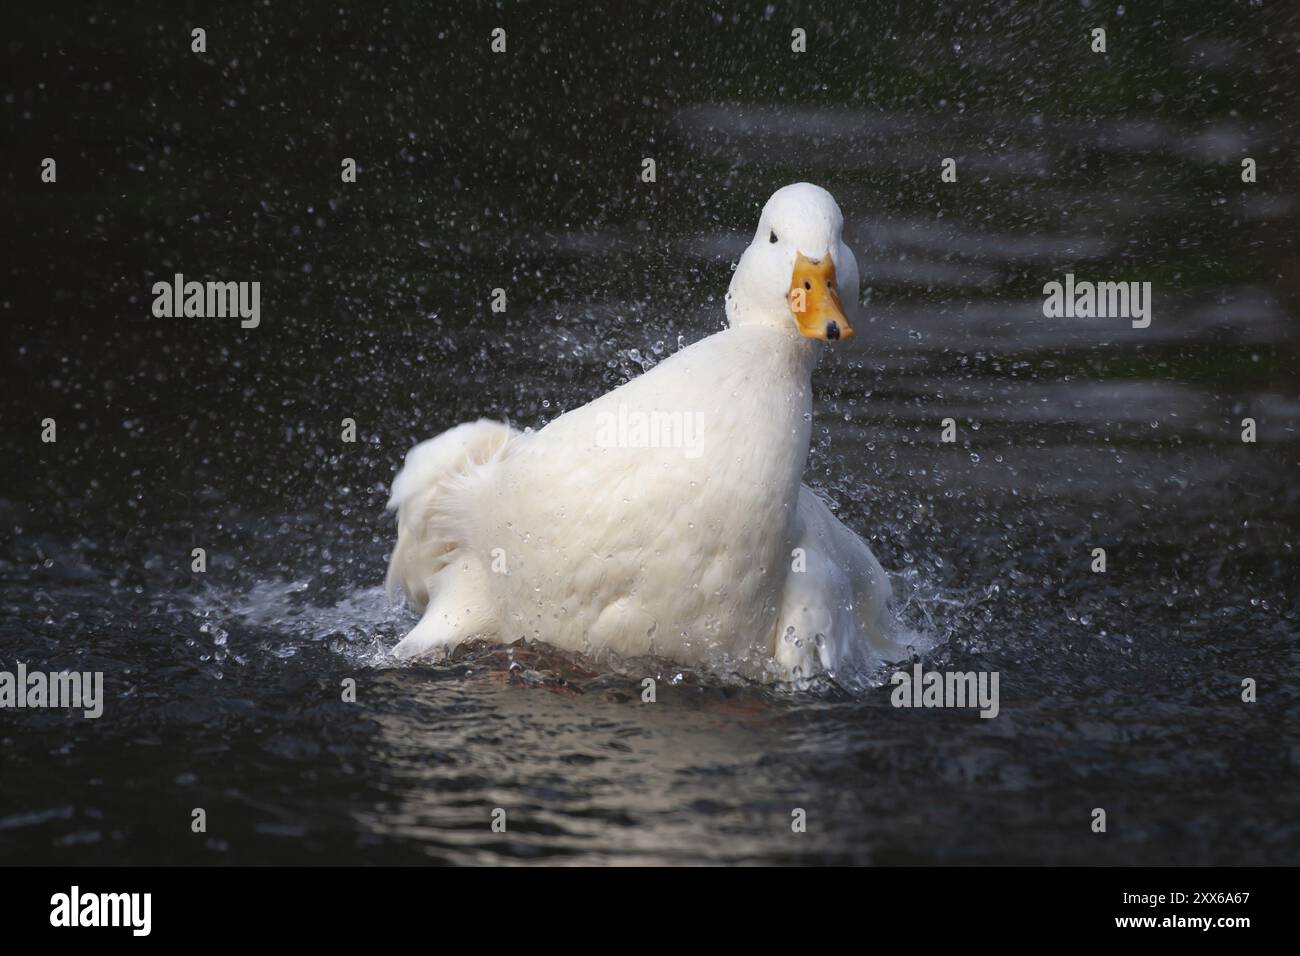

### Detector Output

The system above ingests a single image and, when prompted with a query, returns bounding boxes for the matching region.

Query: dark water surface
[2,2,1298,864]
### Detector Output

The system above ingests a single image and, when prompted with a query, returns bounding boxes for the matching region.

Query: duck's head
[725,183,859,341]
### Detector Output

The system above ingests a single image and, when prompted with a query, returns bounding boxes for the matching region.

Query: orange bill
[787,252,852,341]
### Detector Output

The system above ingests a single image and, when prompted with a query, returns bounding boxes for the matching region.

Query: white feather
[385,184,908,682]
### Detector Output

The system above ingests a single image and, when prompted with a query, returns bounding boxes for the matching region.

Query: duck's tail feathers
[385,418,518,615]
[391,570,497,660]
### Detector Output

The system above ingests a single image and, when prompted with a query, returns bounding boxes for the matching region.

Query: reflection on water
[1,0,1297,864]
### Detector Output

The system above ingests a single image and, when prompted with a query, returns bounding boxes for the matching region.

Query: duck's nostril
[825,321,840,340]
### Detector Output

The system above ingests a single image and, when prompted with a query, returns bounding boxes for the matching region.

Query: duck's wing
[774,485,912,683]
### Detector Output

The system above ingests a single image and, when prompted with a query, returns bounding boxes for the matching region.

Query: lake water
[1,1,1297,864]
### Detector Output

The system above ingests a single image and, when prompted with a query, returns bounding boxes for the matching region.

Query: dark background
[5,1,1297,521]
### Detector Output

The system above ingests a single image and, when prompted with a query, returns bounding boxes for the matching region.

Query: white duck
[386,183,911,686]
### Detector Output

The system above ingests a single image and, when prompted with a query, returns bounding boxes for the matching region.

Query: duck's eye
[769,230,778,244]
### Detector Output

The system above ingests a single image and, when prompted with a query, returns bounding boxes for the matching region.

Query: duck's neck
[714,324,822,497]
[727,312,826,372]
[733,322,824,390]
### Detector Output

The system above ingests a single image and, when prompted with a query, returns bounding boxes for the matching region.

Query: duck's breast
[477,328,816,662]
